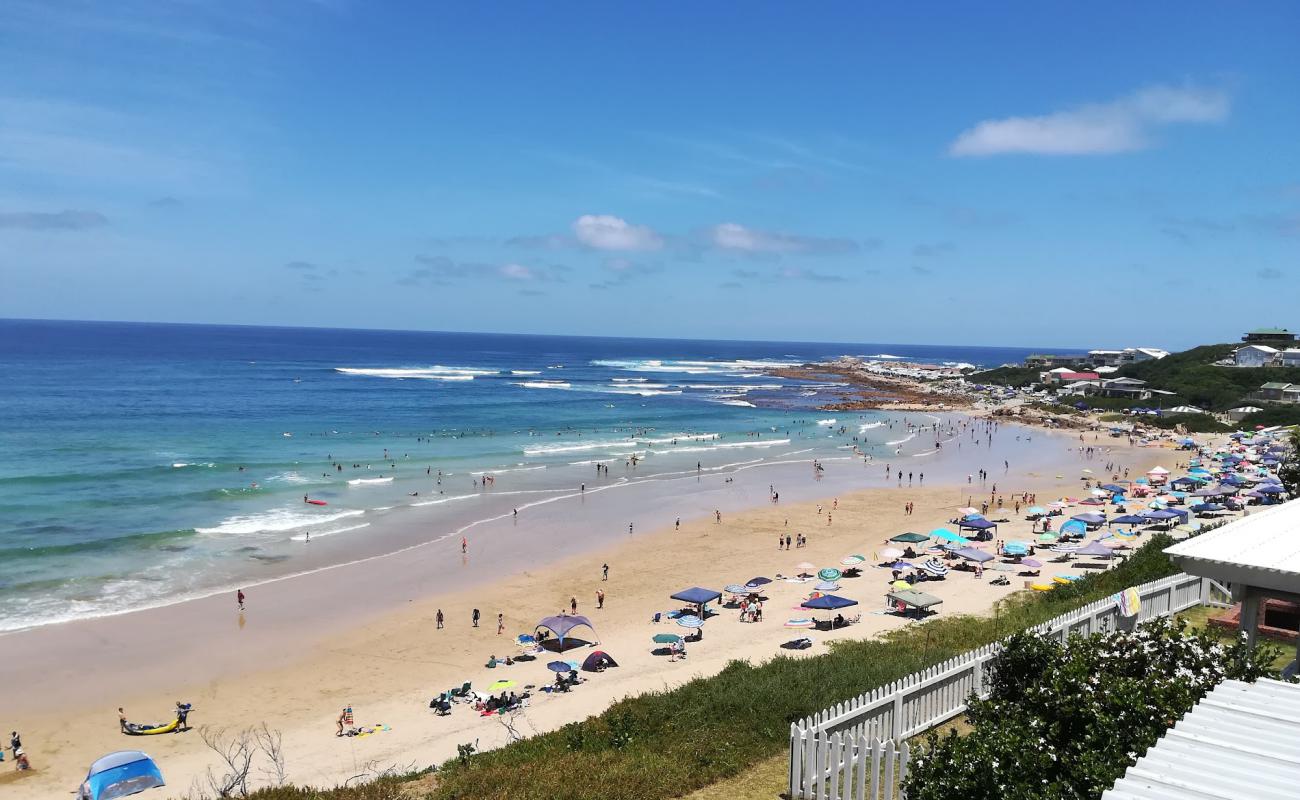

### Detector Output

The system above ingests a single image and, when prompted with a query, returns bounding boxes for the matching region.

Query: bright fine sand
[1,422,1175,797]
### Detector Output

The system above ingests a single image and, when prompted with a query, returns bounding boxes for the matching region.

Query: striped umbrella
[840,555,866,567]
[818,568,842,581]
[675,615,704,629]
[919,559,948,576]
[814,580,841,592]
[723,584,749,595]
[784,618,815,628]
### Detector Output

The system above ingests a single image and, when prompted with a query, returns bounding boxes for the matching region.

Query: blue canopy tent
[535,615,597,651]
[1100,483,1128,494]
[1059,519,1088,536]
[931,528,968,544]
[670,587,722,606]
[957,518,997,539]
[1071,513,1107,526]
[79,751,164,800]
[801,594,858,610]
[1076,540,1115,558]
[1257,484,1285,495]
[1111,514,1148,526]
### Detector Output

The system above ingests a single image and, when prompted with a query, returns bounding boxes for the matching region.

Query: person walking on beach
[236,589,245,611]
[570,596,578,614]
[462,536,467,554]
[472,608,480,627]
[497,613,504,635]
[602,563,609,581]
[596,589,605,609]
[119,707,128,733]
[675,517,680,530]
[436,609,444,629]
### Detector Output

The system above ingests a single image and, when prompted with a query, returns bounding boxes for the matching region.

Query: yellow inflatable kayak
[125,717,179,735]
[1030,583,1056,592]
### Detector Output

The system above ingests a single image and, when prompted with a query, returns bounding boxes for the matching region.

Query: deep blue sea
[0,319,1047,631]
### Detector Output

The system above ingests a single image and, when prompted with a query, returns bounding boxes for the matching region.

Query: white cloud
[709,222,858,254]
[949,83,1229,157]
[572,214,663,251]
[498,263,536,280]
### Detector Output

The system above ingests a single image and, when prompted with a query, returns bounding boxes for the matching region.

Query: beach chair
[450,682,471,701]
[651,612,661,623]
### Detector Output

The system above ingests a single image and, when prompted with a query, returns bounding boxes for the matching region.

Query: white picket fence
[789,572,1216,800]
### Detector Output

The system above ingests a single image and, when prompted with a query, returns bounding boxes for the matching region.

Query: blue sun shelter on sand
[78,750,164,800]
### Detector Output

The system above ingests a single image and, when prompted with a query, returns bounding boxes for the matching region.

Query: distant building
[1099,377,1149,399]
[1227,406,1263,421]
[1281,349,1300,368]
[1086,347,1169,367]
[1024,354,1085,369]
[1242,327,1296,343]
[1235,344,1280,367]
[1256,382,1293,401]
[1044,371,1100,389]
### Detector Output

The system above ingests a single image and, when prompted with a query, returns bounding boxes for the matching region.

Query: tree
[1279,429,1300,498]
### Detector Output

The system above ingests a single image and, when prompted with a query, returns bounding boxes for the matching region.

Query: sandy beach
[1,419,1179,797]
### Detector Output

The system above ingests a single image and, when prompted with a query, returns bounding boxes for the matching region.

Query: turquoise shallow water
[0,319,1045,631]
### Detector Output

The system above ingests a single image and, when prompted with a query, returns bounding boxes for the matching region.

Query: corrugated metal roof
[1164,499,1300,594]
[1103,678,1300,800]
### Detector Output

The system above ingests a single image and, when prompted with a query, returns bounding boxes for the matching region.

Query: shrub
[904,618,1280,800]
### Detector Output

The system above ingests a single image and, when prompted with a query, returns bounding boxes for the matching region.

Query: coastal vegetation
[904,617,1279,800]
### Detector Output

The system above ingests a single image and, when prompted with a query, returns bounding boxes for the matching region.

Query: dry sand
[1,426,1179,798]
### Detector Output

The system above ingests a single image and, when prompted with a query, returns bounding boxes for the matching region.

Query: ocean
[0,319,1048,632]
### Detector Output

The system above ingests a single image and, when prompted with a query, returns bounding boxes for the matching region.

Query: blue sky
[1,2,1297,349]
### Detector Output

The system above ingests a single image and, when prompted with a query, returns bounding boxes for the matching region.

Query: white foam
[347,476,393,485]
[591,358,799,376]
[858,422,885,433]
[516,380,571,389]
[671,439,791,453]
[886,432,917,446]
[867,354,907,360]
[510,370,542,375]
[469,465,547,475]
[411,494,477,507]
[197,508,364,536]
[335,366,492,381]
[817,419,838,426]
[714,399,755,407]
[292,522,370,541]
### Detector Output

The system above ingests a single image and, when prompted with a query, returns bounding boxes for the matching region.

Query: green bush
[904,618,1280,800]
[1120,343,1300,411]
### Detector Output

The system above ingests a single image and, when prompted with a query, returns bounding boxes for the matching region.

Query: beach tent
[887,590,943,613]
[78,751,164,800]
[1001,541,1029,556]
[1026,506,1047,516]
[535,615,597,650]
[1059,519,1087,535]
[930,529,967,544]
[957,518,997,533]
[919,559,949,577]
[801,594,858,610]
[670,587,722,606]
[954,547,994,563]
[889,532,929,544]
[1111,514,1148,526]
[1257,484,1285,495]
[581,651,618,672]
[1076,541,1115,558]
[744,576,772,587]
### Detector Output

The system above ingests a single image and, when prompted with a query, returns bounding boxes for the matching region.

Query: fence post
[791,723,804,799]
[891,691,905,739]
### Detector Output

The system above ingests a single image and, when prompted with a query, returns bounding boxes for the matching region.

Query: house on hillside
[1024,354,1085,369]
[1256,382,1294,401]
[1281,349,1300,368]
[1242,327,1296,343]
[1235,344,1280,367]
[1088,350,1127,367]
[1127,347,1169,362]
[1098,377,1150,399]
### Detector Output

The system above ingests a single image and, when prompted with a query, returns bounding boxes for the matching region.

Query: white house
[1126,347,1169,362]
[1235,344,1279,367]
[1281,349,1300,368]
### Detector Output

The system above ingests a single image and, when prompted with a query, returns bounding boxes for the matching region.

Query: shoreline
[3,419,1179,796]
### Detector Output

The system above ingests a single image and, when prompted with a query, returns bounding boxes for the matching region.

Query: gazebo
[535,615,597,651]
[956,517,997,540]
[1165,498,1300,672]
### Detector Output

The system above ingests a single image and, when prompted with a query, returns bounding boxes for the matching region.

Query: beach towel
[1115,587,1141,617]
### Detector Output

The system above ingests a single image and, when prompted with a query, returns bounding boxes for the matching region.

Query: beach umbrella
[891,580,913,590]
[840,555,866,567]
[955,547,994,563]
[784,618,815,628]
[1052,542,1082,553]
[546,660,575,672]
[651,633,682,644]
[1076,541,1114,557]
[814,580,841,592]
[1002,542,1029,555]
[920,559,949,576]
[724,584,749,595]
[818,568,842,581]
[1036,532,1058,544]
[931,529,969,544]
[515,634,537,647]
[745,576,773,587]
[1101,484,1126,493]
[795,562,815,572]
[889,532,929,544]
[802,594,858,610]
[879,548,904,561]
[1020,558,1043,568]
[890,561,913,570]
[486,679,517,692]
[1027,506,1046,515]
[1060,520,1087,535]
[675,615,704,629]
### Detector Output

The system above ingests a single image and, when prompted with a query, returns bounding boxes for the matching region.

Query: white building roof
[1132,347,1170,359]
[1164,498,1300,594]
[1103,678,1300,800]
[1238,345,1280,354]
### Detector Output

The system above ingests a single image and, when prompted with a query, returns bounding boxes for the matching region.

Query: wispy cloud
[588,257,663,290]
[1257,268,1283,280]
[402,255,567,286]
[0,209,107,230]
[950,83,1230,156]
[709,222,858,255]
[912,241,955,258]
[776,266,847,283]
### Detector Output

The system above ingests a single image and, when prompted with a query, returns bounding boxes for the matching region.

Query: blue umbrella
[547,660,576,672]
[675,615,704,629]
[801,594,858,610]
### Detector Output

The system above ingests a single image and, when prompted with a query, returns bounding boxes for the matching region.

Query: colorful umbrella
[675,615,704,629]
[840,555,866,567]
[652,633,681,644]
[1020,558,1043,568]
[486,679,517,692]
[891,579,913,590]
[880,548,905,560]
[547,660,577,672]
[818,568,842,581]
